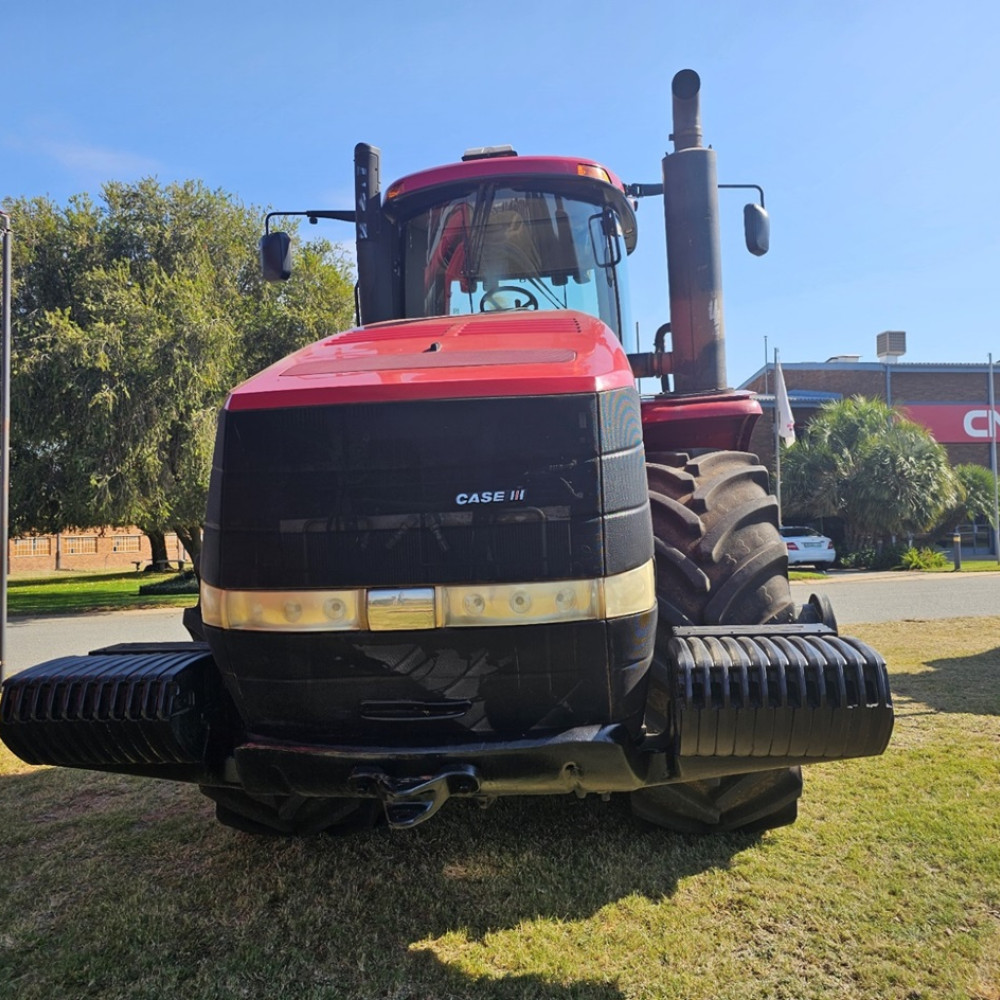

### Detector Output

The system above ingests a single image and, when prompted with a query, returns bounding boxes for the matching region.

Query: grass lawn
[7,571,197,615]
[926,558,1000,573]
[1,617,998,999]
[788,558,1000,581]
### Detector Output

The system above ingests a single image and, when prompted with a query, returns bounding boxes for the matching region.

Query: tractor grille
[202,387,651,590]
[208,611,655,744]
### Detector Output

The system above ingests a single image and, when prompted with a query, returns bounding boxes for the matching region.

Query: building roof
[739,359,999,389]
[755,390,842,407]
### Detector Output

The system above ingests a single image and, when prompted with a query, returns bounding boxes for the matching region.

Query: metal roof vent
[877,330,906,362]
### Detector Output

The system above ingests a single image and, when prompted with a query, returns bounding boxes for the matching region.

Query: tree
[781,396,959,551]
[5,180,355,561]
[942,463,999,532]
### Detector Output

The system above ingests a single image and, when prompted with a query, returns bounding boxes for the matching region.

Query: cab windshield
[399,185,630,337]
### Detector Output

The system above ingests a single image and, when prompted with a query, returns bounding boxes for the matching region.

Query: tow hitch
[349,764,481,829]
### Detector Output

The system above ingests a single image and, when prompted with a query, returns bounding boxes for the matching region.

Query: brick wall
[8,530,186,576]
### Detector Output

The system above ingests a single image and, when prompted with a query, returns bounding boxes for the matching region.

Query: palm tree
[781,396,959,551]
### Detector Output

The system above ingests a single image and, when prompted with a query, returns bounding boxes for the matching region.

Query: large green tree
[5,179,355,560]
[780,396,960,551]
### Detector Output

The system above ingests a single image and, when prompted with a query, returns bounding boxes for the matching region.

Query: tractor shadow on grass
[0,762,762,999]
[890,644,1000,716]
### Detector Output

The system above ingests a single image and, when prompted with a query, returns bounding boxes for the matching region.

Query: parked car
[780,525,836,567]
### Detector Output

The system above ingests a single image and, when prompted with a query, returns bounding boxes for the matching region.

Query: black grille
[203,388,651,589]
[209,611,655,744]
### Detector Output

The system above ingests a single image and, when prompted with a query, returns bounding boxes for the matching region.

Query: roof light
[462,145,518,161]
[577,163,612,184]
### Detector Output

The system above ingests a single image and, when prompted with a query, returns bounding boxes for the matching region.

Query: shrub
[138,570,199,595]
[899,546,950,571]
[839,544,909,570]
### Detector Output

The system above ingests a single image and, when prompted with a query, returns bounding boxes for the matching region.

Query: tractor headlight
[201,559,654,633]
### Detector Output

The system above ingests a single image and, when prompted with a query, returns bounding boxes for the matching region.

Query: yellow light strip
[200,560,654,633]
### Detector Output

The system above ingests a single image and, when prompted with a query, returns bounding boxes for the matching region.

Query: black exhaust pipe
[662,70,727,394]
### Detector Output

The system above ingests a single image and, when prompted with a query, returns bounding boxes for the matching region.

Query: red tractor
[0,71,892,835]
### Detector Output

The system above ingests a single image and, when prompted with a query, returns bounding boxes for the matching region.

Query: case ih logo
[903,405,1000,443]
[455,488,526,505]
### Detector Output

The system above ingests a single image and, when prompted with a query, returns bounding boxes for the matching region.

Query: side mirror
[259,231,292,281]
[743,203,769,257]
[589,209,623,268]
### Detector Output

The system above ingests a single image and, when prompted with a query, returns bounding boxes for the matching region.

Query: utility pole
[0,213,10,682]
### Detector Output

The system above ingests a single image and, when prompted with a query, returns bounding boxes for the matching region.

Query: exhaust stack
[662,69,727,394]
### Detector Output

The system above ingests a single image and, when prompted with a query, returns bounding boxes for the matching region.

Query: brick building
[8,529,187,576]
[739,359,1000,475]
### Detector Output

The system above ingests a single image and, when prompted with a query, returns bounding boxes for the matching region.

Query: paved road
[4,606,190,678]
[790,570,999,624]
[1,572,997,678]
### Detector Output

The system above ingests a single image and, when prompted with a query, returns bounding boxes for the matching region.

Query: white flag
[775,362,796,446]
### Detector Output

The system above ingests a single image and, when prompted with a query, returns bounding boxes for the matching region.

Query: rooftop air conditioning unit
[877,330,906,361]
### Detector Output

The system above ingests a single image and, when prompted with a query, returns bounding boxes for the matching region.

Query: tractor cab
[262,145,638,339]
[385,148,637,338]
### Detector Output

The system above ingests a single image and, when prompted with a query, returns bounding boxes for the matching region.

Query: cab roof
[385,153,637,252]
[386,153,629,199]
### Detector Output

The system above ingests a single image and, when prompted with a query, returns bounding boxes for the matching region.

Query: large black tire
[201,786,381,837]
[644,450,794,627]
[632,450,801,835]
[631,767,803,834]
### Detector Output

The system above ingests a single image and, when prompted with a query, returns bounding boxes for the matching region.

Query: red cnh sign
[903,404,1000,443]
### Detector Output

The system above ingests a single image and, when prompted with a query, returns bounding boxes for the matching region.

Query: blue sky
[5,0,1000,385]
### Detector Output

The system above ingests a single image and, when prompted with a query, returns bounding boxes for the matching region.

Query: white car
[780,525,836,568]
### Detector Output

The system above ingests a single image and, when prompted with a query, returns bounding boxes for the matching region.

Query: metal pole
[0,214,11,682]
[774,347,782,523]
[989,352,999,565]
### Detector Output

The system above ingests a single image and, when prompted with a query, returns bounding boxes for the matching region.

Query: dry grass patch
[0,618,998,999]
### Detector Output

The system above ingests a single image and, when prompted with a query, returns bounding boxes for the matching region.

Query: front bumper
[0,624,892,829]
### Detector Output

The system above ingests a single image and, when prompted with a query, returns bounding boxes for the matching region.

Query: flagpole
[774,348,782,524]
[0,214,9,684]
[773,350,797,526]
[989,352,998,565]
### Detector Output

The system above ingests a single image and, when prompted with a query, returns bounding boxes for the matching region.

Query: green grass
[924,558,1000,573]
[787,559,1000,580]
[7,571,197,615]
[787,568,831,581]
[1,618,998,998]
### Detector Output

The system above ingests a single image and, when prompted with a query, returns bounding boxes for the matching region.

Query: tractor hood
[226,310,634,411]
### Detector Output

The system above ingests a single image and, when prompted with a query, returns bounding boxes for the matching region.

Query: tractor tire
[632,450,800,835]
[631,767,803,835]
[201,786,381,837]
[644,450,794,627]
